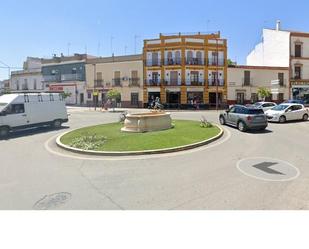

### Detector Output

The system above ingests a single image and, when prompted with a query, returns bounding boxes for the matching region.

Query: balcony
[208,79,225,86]
[112,78,122,87]
[145,60,162,67]
[207,58,225,66]
[291,75,302,80]
[145,79,162,86]
[164,79,181,86]
[186,58,205,66]
[189,81,205,86]
[164,58,182,66]
[94,79,104,88]
[129,78,140,87]
[242,78,252,86]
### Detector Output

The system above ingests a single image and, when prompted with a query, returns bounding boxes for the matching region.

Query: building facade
[85,55,143,108]
[41,54,94,105]
[10,57,43,91]
[247,21,309,104]
[228,65,289,105]
[143,32,228,108]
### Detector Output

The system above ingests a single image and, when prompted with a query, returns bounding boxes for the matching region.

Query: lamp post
[93,63,97,110]
[216,38,219,111]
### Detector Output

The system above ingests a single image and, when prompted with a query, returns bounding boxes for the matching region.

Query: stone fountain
[121,111,172,133]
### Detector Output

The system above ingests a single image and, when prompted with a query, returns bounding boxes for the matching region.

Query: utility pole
[216,38,219,111]
[110,36,114,55]
[0,60,11,88]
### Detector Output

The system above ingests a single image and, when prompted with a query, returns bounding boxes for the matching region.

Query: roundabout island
[57,111,223,156]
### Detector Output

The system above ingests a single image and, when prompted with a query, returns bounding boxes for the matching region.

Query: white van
[0,93,68,137]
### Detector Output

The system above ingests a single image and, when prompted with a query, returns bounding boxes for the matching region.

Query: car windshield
[0,103,8,112]
[253,103,262,107]
[272,105,289,111]
[246,109,264,114]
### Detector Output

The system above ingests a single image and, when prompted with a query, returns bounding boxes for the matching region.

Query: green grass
[60,120,220,152]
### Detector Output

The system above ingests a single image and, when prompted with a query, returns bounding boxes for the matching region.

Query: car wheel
[279,116,286,123]
[303,114,309,121]
[0,127,9,138]
[237,121,247,132]
[219,116,226,125]
[52,119,62,129]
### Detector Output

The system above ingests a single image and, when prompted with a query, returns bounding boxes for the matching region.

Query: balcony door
[244,71,251,86]
[190,71,199,85]
[152,72,159,85]
[170,71,178,85]
[152,52,159,66]
[295,44,302,57]
[295,66,302,79]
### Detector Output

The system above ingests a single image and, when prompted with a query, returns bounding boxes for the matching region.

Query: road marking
[237,157,300,182]
[44,125,231,161]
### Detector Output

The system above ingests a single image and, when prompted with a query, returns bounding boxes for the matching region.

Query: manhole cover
[33,192,72,210]
[237,157,299,182]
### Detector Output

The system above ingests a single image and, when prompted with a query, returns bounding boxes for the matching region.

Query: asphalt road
[1,107,309,210]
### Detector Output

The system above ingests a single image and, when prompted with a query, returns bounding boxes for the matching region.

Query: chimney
[276,20,281,31]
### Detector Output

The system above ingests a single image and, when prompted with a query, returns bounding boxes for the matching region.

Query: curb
[56,125,224,157]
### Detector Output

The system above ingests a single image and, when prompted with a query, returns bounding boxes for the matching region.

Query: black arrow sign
[252,162,285,175]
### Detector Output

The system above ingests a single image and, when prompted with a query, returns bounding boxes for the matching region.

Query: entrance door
[80,93,84,105]
[209,92,222,107]
[236,92,245,104]
[131,93,139,107]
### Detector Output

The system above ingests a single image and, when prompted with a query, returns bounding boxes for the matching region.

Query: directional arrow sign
[252,162,285,175]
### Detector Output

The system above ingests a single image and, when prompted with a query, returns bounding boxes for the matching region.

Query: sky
[1,0,309,80]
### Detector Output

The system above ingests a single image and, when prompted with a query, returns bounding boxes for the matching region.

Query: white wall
[11,74,43,90]
[247,29,290,67]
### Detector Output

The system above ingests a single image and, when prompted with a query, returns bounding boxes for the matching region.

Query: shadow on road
[0,126,70,141]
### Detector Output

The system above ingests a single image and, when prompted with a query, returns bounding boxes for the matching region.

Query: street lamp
[93,63,97,110]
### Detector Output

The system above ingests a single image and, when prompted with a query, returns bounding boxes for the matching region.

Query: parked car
[252,102,277,112]
[219,105,268,132]
[285,99,305,105]
[265,103,309,123]
[0,93,69,137]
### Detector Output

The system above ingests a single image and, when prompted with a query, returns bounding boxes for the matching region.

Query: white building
[10,57,43,91]
[228,65,289,105]
[247,21,309,103]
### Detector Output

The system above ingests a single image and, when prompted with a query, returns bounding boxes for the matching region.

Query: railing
[164,79,181,86]
[61,73,83,81]
[186,58,205,65]
[207,58,225,66]
[94,79,104,88]
[189,81,205,86]
[145,79,162,86]
[145,60,162,67]
[129,78,140,87]
[208,79,225,86]
[242,78,252,86]
[291,75,302,80]
[164,58,182,66]
[112,78,122,87]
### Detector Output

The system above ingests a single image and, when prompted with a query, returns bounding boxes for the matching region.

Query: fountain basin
[121,112,172,133]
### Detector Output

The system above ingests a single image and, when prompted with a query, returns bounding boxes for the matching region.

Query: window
[278,73,284,86]
[295,44,302,57]
[196,51,202,65]
[175,51,181,65]
[152,52,159,66]
[87,92,92,99]
[167,52,173,65]
[251,93,258,103]
[114,71,121,86]
[278,93,284,103]
[187,51,193,64]
[151,72,159,85]
[131,93,139,106]
[33,79,37,90]
[236,92,245,104]
[295,66,302,79]
[244,71,251,86]
[190,71,199,84]
[72,68,77,74]
[5,104,25,115]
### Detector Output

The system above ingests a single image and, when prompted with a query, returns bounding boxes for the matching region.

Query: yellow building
[143,32,228,108]
[86,55,143,108]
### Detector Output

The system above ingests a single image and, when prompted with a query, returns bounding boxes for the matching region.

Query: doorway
[209,92,223,107]
[80,93,84,105]
[236,92,245,104]
[167,91,180,104]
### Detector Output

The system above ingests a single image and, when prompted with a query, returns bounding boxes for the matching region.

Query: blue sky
[1,0,309,80]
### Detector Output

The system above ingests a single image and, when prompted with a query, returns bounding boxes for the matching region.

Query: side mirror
[286,109,292,113]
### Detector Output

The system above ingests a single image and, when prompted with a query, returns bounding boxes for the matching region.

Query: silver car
[219,105,268,132]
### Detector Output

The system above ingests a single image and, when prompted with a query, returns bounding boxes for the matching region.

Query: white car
[265,103,309,123]
[253,102,277,112]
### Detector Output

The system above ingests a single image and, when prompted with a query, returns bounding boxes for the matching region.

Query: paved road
[1,107,309,210]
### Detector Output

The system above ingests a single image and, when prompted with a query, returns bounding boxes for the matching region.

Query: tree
[227,59,237,66]
[257,87,271,101]
[60,91,72,100]
[107,89,121,112]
